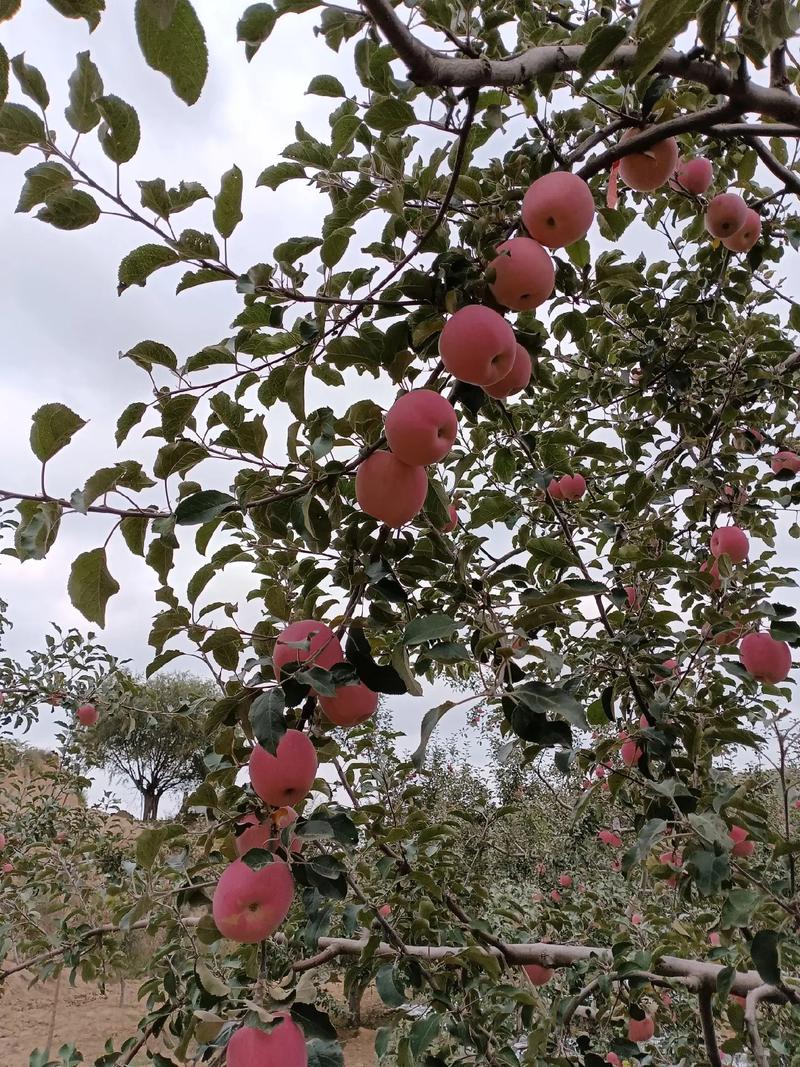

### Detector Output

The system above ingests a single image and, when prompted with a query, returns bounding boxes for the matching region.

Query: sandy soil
[0,973,379,1066]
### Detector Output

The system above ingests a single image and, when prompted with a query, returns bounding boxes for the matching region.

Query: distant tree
[75,673,218,821]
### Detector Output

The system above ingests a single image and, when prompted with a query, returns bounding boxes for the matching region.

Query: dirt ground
[0,972,380,1066]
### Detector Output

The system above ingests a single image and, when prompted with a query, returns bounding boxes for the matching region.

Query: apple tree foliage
[2,0,800,1063]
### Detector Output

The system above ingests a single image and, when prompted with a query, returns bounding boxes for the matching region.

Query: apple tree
[2,0,800,1064]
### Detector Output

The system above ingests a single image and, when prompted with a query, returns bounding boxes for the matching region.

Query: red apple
[598,829,622,848]
[76,703,98,727]
[441,503,459,532]
[740,632,792,684]
[319,681,378,726]
[213,858,294,943]
[384,389,458,466]
[226,1014,307,1067]
[273,620,343,680]
[729,825,755,858]
[671,157,713,195]
[710,525,749,563]
[438,305,516,386]
[483,343,532,399]
[234,813,273,857]
[249,730,318,808]
[523,963,554,986]
[771,450,800,475]
[627,1014,655,1043]
[521,171,595,248]
[355,450,428,528]
[722,207,761,252]
[488,237,555,312]
[618,131,679,191]
[556,473,587,501]
[705,193,747,239]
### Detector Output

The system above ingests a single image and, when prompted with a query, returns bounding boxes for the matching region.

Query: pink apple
[618,131,679,191]
[671,157,713,195]
[722,207,761,252]
[319,682,378,727]
[523,963,554,985]
[249,730,318,808]
[483,343,532,399]
[226,1014,307,1067]
[598,829,622,848]
[355,450,428,528]
[438,305,516,386]
[627,1014,655,1043]
[489,237,555,311]
[729,825,755,858]
[706,193,747,239]
[772,450,800,475]
[521,171,595,248]
[76,703,98,726]
[384,389,458,466]
[273,620,343,680]
[213,858,294,943]
[710,525,749,563]
[740,632,792,684]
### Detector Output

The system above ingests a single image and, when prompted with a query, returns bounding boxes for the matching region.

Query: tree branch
[698,984,722,1067]
[0,490,168,520]
[745,984,774,1067]
[746,134,800,196]
[359,0,800,126]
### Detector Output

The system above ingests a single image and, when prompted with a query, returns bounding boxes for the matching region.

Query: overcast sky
[1,6,798,813]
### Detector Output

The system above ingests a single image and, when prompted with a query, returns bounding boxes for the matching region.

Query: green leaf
[750,930,782,985]
[306,1040,344,1067]
[375,964,406,1008]
[411,700,456,769]
[15,161,73,213]
[96,94,140,163]
[505,681,586,729]
[291,1002,337,1041]
[306,74,345,97]
[249,689,286,754]
[11,53,50,109]
[120,515,148,556]
[410,1014,440,1058]
[176,267,229,293]
[118,244,180,293]
[135,825,165,869]
[195,959,229,998]
[138,176,209,216]
[14,500,61,561]
[175,490,236,525]
[621,818,667,874]
[364,96,415,134]
[65,51,103,132]
[0,44,8,109]
[345,627,407,695]
[237,3,277,61]
[177,228,219,259]
[37,187,100,229]
[274,235,321,265]
[44,0,104,31]
[256,161,306,190]
[631,0,697,80]
[0,102,45,154]
[212,164,243,239]
[721,889,760,929]
[30,402,86,462]
[116,401,148,445]
[134,0,208,105]
[578,23,629,78]
[520,579,607,608]
[403,613,457,646]
[321,226,354,269]
[67,547,120,626]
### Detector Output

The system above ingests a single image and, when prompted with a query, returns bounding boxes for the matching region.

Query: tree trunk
[141,788,159,821]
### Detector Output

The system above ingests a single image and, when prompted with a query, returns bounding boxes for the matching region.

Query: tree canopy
[2,1,800,1065]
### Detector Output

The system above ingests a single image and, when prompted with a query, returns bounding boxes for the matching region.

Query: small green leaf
[364,96,415,134]
[578,23,629,78]
[177,227,219,259]
[96,93,140,163]
[65,51,103,132]
[195,960,229,998]
[118,244,180,293]
[123,339,178,370]
[120,515,148,556]
[67,547,120,626]
[115,401,148,445]
[249,689,286,753]
[30,402,86,462]
[411,700,456,769]
[306,74,345,97]
[402,613,457,646]
[375,965,406,1008]
[175,489,237,525]
[11,53,50,109]
[134,0,208,105]
[320,225,354,269]
[237,3,276,61]
[256,161,306,190]
[213,164,243,239]
[37,187,100,229]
